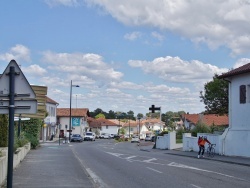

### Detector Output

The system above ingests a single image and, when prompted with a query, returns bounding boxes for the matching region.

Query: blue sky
[1,0,250,116]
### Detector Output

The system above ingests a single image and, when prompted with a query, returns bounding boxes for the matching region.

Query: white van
[84,132,96,141]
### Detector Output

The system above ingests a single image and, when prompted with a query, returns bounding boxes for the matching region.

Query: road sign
[0,99,37,114]
[0,60,36,99]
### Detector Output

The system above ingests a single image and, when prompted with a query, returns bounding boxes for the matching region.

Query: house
[42,96,59,141]
[218,63,250,157]
[143,118,165,132]
[95,118,120,135]
[122,120,137,137]
[182,114,229,130]
[57,108,90,136]
[87,117,101,136]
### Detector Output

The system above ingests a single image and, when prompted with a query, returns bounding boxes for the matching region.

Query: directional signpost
[0,60,37,188]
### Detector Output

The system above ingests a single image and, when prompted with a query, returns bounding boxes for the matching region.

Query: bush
[0,114,8,147]
[22,118,41,149]
[25,133,39,149]
[191,122,211,137]
[158,130,168,136]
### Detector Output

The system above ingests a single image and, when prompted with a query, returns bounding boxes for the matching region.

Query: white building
[57,108,90,137]
[43,96,58,141]
[218,63,250,157]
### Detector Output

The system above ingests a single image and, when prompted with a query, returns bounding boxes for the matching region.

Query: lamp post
[69,80,79,141]
[138,117,141,140]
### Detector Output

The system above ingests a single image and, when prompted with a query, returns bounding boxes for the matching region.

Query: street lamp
[69,80,79,141]
[137,117,141,140]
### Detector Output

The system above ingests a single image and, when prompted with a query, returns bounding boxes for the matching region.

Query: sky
[1,0,250,116]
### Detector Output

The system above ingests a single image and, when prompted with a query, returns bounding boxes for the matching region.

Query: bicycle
[206,144,216,158]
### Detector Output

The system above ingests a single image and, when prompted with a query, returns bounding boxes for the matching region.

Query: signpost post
[0,60,37,188]
[149,105,161,149]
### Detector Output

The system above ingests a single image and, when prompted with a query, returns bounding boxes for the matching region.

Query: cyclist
[197,136,211,158]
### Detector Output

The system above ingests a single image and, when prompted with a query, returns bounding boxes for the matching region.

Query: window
[240,85,246,104]
[106,125,108,129]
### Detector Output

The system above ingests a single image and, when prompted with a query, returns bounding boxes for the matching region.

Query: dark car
[70,134,83,142]
[151,136,156,142]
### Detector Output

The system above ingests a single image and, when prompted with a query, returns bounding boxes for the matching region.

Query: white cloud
[128,56,228,83]
[0,44,30,62]
[42,51,123,83]
[44,0,80,7]
[85,0,250,55]
[23,64,47,76]
[124,32,141,41]
[233,58,250,69]
[151,31,164,41]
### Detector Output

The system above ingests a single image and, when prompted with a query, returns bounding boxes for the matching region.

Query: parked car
[84,132,96,141]
[100,133,110,139]
[131,136,140,143]
[70,134,83,142]
[109,134,115,139]
[145,135,152,141]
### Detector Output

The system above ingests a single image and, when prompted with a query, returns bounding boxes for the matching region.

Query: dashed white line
[146,167,163,174]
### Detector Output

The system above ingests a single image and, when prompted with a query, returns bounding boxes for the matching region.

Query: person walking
[197,136,211,158]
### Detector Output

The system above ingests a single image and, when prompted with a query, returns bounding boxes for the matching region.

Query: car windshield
[73,134,79,137]
[86,133,92,136]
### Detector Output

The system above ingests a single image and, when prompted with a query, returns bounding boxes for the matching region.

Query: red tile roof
[57,108,90,117]
[122,120,138,127]
[218,63,250,79]
[46,96,58,105]
[96,118,119,126]
[183,114,228,126]
[88,117,101,128]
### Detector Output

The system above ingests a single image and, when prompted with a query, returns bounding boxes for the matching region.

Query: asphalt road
[71,139,250,188]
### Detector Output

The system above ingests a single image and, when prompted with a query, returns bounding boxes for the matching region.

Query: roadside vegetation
[0,114,42,151]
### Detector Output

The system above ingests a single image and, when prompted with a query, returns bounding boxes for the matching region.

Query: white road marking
[106,152,124,157]
[143,158,157,163]
[105,152,246,182]
[146,167,163,174]
[126,156,137,160]
[168,162,246,181]
[191,184,202,188]
[86,168,108,188]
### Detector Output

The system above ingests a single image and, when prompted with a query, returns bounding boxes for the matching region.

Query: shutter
[240,85,246,104]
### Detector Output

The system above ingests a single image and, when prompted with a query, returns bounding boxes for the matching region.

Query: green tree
[137,113,143,119]
[200,74,228,115]
[0,114,8,147]
[191,122,211,137]
[95,113,105,119]
[119,127,126,135]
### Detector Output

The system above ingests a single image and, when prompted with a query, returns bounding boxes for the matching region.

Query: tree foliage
[191,122,211,137]
[22,118,42,149]
[95,113,105,119]
[200,74,229,115]
[0,114,8,147]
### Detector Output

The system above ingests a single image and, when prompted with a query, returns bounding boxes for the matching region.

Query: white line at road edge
[146,167,163,174]
[168,162,246,181]
[191,184,202,188]
[72,148,108,188]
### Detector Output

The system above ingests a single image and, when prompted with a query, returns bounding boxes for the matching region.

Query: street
[71,139,250,188]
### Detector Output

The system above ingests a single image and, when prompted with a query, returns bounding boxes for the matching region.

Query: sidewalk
[9,141,94,188]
